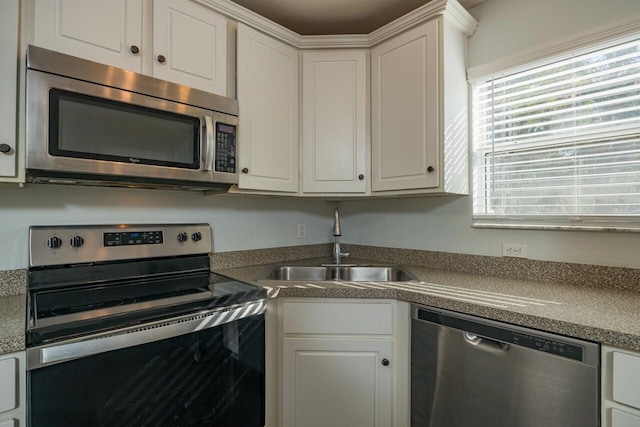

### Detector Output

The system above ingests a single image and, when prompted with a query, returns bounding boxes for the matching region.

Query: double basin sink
[259,265,418,282]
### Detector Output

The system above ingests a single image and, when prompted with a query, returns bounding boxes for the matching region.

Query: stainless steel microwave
[26,45,239,191]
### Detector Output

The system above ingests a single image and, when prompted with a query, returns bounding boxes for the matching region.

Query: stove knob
[191,232,202,242]
[177,232,188,243]
[70,235,85,249]
[47,236,63,249]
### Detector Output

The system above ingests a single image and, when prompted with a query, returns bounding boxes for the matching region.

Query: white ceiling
[229,0,484,35]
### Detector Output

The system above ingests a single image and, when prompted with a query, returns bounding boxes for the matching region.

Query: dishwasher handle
[463,332,510,353]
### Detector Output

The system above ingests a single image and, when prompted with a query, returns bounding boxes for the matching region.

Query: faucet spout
[332,208,348,265]
[333,208,341,236]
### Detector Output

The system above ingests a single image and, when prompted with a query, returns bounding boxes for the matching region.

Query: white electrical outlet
[297,223,306,239]
[502,243,528,258]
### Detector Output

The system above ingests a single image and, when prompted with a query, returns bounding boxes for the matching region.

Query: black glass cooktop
[28,258,266,347]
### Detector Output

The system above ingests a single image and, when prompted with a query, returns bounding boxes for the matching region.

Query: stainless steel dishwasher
[411,305,599,427]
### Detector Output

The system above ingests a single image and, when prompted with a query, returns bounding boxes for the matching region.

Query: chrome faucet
[332,208,349,265]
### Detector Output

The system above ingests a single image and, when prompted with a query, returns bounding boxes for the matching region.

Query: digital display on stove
[104,231,164,247]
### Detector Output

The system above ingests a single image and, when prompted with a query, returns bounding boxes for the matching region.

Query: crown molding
[368,0,448,46]
[195,0,303,47]
[196,0,477,49]
[443,0,478,36]
[296,35,371,49]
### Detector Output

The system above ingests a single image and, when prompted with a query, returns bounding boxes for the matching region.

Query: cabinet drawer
[612,409,640,427]
[283,301,393,335]
[613,352,640,410]
[0,358,16,413]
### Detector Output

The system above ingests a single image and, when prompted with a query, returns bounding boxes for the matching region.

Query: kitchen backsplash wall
[339,196,640,269]
[0,184,333,270]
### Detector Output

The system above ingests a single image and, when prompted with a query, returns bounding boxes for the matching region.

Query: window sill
[472,218,640,232]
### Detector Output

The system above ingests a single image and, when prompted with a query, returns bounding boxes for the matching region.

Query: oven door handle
[27,299,266,370]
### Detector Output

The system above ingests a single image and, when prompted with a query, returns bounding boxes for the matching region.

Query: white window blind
[472,36,640,226]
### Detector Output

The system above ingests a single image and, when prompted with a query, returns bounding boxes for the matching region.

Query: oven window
[49,89,200,169]
[29,315,265,427]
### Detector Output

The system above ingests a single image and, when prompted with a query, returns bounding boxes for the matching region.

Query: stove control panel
[29,224,212,267]
[104,231,164,247]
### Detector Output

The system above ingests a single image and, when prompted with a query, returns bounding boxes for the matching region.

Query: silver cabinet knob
[0,143,11,154]
[157,54,166,64]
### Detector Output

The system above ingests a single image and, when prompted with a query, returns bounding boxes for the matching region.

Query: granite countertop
[2,255,639,356]
[215,259,640,352]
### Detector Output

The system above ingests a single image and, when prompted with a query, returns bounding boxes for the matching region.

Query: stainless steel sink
[338,266,417,282]
[258,265,418,282]
[260,266,336,281]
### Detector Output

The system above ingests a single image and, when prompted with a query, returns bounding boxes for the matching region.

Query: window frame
[470,33,640,232]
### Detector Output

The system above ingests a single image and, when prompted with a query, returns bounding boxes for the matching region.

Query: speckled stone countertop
[215,258,640,352]
[0,269,26,355]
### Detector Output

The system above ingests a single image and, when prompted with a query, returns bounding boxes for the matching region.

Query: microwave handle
[203,115,215,171]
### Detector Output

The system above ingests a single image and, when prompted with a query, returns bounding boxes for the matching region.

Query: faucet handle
[340,243,349,258]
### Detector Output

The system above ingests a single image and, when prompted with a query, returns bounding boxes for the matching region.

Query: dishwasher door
[411,305,599,427]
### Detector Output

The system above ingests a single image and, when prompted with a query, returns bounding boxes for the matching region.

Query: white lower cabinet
[277,299,409,427]
[0,352,25,427]
[602,345,640,427]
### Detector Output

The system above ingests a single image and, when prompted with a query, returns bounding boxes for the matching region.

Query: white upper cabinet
[302,50,368,194]
[0,0,20,180]
[34,0,143,72]
[152,0,227,95]
[371,19,439,192]
[236,23,299,193]
[32,0,227,95]
[371,15,471,195]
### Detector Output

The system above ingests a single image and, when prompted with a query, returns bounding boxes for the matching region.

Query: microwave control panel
[214,123,236,173]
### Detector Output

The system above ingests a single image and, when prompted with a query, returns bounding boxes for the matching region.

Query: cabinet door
[613,351,640,410]
[33,0,143,72]
[152,0,227,95]
[0,0,19,179]
[0,358,16,414]
[237,23,299,193]
[612,409,640,427]
[371,19,440,192]
[302,50,368,193]
[283,337,392,427]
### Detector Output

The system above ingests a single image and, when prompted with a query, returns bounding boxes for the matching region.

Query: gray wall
[1,185,332,270]
[339,0,640,269]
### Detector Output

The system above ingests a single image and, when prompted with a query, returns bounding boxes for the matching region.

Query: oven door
[26,69,238,186]
[27,301,265,427]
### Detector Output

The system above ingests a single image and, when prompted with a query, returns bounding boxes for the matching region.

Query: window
[472,36,640,229]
